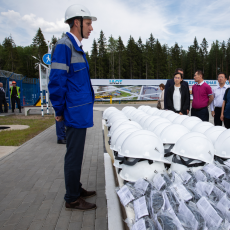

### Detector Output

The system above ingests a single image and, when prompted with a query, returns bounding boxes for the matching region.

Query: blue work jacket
[48,32,94,128]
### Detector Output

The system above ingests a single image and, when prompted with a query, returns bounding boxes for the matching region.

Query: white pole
[46,69,49,115]
[39,64,44,117]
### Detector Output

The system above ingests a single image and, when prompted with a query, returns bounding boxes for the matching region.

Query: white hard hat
[173,115,189,124]
[65,4,97,23]
[166,113,180,122]
[106,116,127,127]
[160,110,175,118]
[152,122,172,137]
[160,124,190,144]
[103,107,118,119]
[122,106,135,113]
[171,132,215,163]
[191,122,214,134]
[154,110,165,116]
[181,116,202,130]
[141,106,151,113]
[147,118,171,132]
[113,158,123,169]
[110,127,140,150]
[119,130,170,163]
[113,129,138,152]
[214,129,230,159]
[119,160,166,182]
[136,114,150,126]
[146,108,159,115]
[131,111,146,122]
[204,126,226,144]
[142,116,160,130]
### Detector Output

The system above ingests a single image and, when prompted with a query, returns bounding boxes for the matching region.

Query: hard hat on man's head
[12,81,16,84]
[64,4,97,23]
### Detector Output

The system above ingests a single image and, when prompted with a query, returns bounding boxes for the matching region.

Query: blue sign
[42,53,51,65]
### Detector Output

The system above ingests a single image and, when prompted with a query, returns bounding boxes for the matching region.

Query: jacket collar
[66,32,84,54]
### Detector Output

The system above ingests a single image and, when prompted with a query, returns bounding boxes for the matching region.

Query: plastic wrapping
[184,184,201,203]
[195,181,214,197]
[157,212,178,230]
[147,190,164,217]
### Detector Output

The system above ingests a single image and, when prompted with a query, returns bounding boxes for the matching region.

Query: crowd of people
[159,68,230,128]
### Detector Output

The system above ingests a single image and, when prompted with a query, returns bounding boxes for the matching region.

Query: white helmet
[137,115,151,126]
[146,108,158,115]
[181,117,202,130]
[173,115,189,124]
[152,122,172,137]
[160,124,190,144]
[147,118,171,132]
[214,129,230,159]
[65,4,97,23]
[113,158,123,169]
[160,110,175,118]
[171,132,214,163]
[154,110,165,116]
[131,111,145,121]
[119,130,170,163]
[204,126,226,144]
[110,127,139,150]
[108,120,142,137]
[142,116,160,129]
[103,107,118,120]
[166,113,180,122]
[119,160,166,182]
[191,122,214,134]
[122,106,135,113]
[113,129,138,152]
[141,106,151,113]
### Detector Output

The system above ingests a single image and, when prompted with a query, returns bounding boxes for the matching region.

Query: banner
[91,79,228,101]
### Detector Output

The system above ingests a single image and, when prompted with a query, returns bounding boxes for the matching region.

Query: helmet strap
[80,17,84,39]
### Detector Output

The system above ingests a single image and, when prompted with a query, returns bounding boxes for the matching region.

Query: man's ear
[74,19,80,28]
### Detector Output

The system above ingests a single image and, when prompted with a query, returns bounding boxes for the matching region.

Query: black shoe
[57,139,67,144]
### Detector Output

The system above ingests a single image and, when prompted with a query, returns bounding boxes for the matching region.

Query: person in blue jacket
[48,4,97,211]
[164,68,190,114]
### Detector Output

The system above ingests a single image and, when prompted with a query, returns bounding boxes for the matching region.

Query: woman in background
[159,83,165,109]
[167,72,190,114]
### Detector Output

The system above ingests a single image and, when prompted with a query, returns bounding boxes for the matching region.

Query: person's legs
[15,97,21,112]
[56,120,66,141]
[192,107,209,121]
[214,107,222,126]
[64,127,87,203]
[224,117,230,129]
[0,99,3,113]
[11,97,15,112]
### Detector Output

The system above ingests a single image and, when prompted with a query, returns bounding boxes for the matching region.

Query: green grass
[0,115,55,146]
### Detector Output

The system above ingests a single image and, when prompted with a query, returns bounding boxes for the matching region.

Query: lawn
[0,115,55,146]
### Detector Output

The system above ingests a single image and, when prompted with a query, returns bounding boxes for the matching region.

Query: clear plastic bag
[157,212,178,230]
[146,190,164,217]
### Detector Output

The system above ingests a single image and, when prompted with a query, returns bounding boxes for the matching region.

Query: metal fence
[0,70,40,109]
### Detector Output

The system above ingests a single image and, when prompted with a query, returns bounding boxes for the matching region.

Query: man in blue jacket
[164,68,190,114]
[48,4,97,211]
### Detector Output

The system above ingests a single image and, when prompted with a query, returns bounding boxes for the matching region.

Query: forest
[0,28,230,80]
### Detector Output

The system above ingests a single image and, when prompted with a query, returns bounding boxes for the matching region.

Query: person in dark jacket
[167,72,190,115]
[164,68,190,114]
[0,82,8,113]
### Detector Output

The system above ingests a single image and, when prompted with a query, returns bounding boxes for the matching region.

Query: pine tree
[137,37,144,79]
[108,36,117,79]
[98,30,108,78]
[200,38,209,74]
[116,36,125,79]
[2,35,18,72]
[90,39,98,79]
[32,28,48,60]
[51,35,58,46]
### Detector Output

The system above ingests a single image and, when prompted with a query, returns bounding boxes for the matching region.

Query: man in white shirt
[210,72,228,126]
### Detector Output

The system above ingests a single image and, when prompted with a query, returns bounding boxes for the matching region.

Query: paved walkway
[0,111,107,230]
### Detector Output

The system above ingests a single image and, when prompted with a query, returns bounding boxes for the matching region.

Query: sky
[0,0,230,54]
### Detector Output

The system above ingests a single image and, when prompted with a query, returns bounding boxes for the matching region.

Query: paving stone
[28,221,43,230]
[42,225,56,230]
[2,225,16,230]
[0,209,15,222]
[95,217,108,230]
[82,213,95,227]
[55,215,71,230]
[96,207,107,219]
[70,211,84,222]
[68,222,82,230]
[4,212,24,226]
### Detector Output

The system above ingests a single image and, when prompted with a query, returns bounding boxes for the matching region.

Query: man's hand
[179,112,183,115]
[211,111,215,117]
[55,116,64,122]
[187,110,189,115]
[220,114,224,121]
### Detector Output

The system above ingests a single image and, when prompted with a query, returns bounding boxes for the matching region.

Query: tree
[90,39,98,79]
[200,38,209,74]
[107,36,117,78]
[2,35,18,72]
[116,36,125,79]
[98,30,108,78]
[51,35,58,46]
[32,28,48,60]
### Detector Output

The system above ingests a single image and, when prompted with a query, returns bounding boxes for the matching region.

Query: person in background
[0,82,8,113]
[210,72,228,126]
[56,120,66,144]
[167,72,190,115]
[159,83,165,109]
[164,68,190,114]
[220,85,230,129]
[10,81,21,113]
[191,70,214,121]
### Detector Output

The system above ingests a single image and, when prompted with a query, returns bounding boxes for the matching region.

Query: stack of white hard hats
[104,104,230,180]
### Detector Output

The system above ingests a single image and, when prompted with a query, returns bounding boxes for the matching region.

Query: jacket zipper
[74,67,86,72]
[69,102,92,108]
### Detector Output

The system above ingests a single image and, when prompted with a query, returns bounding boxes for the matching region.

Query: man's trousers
[56,120,66,141]
[64,126,87,203]
[191,107,209,121]
[11,97,21,111]
[214,107,222,126]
